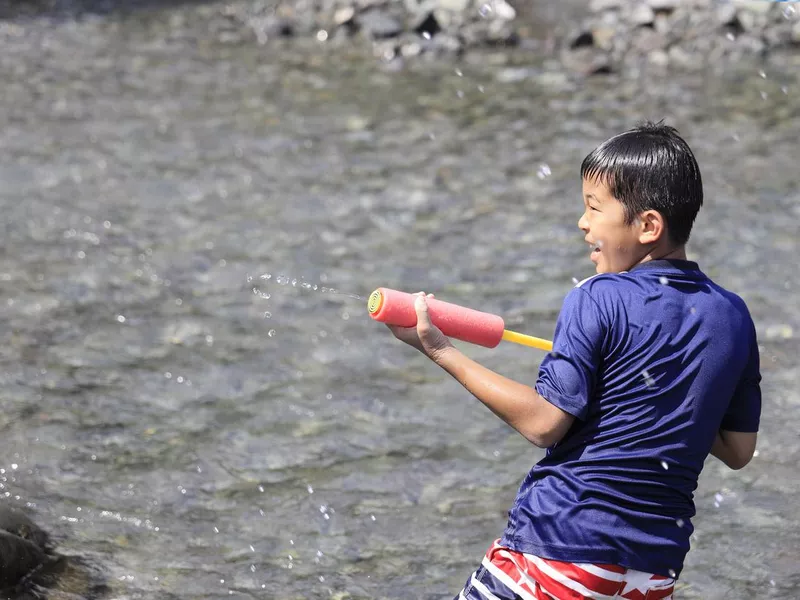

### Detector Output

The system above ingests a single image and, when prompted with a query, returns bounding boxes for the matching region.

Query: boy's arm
[388,292,575,448]
[710,430,757,470]
[435,346,575,448]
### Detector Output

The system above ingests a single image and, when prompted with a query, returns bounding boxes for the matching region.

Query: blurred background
[0,1,798,598]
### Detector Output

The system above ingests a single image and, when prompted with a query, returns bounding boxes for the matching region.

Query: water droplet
[370,514,376,521]
[455,68,463,76]
[676,518,684,528]
[422,31,431,40]
[781,86,789,95]
[690,307,696,314]
[479,3,492,17]
[316,550,323,557]
[323,513,330,520]
[250,564,256,572]
[726,32,735,41]
[177,376,184,383]
[312,284,318,290]
[165,372,172,379]
[661,460,669,470]
[641,369,656,389]
[316,29,328,42]
[758,69,766,79]
[247,275,253,283]
[783,4,796,19]
[760,91,768,101]
[668,569,676,578]
[536,163,552,179]
[318,576,325,582]
[258,485,264,493]
[260,273,272,280]
[659,276,669,285]
[307,485,314,494]
[291,279,297,287]
[263,312,272,319]
[268,330,276,338]
[116,315,126,323]
[715,493,724,503]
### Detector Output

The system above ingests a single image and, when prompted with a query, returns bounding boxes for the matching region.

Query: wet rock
[358,9,404,39]
[561,45,614,75]
[0,505,107,598]
[647,0,679,12]
[564,0,800,73]
[590,0,624,12]
[629,3,655,27]
[0,505,50,589]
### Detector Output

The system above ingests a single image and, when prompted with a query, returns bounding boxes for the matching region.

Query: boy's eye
[589,205,600,211]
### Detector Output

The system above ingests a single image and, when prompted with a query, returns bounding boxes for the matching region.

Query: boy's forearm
[433,347,563,447]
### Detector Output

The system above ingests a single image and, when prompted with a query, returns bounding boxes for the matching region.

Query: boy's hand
[387,292,454,363]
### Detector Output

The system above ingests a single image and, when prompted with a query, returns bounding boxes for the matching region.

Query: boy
[387,122,761,600]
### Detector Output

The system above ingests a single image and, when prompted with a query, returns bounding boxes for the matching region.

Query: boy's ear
[637,209,666,245]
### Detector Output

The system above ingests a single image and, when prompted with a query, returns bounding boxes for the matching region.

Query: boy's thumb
[414,293,430,325]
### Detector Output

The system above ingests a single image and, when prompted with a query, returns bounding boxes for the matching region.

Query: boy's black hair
[580,120,703,246]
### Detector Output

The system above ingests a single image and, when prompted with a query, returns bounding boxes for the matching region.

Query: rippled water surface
[1,4,798,599]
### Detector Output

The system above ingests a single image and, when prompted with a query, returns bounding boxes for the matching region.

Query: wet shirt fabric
[500,260,761,578]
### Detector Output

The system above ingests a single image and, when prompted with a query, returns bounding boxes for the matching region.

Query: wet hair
[580,120,703,246]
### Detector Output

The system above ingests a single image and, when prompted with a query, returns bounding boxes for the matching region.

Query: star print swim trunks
[455,540,675,600]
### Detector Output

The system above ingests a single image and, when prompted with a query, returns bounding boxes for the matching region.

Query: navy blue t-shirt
[500,260,761,578]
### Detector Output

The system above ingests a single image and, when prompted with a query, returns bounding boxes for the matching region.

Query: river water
[0,3,798,599]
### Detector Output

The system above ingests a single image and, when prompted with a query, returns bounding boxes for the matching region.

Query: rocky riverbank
[216,0,800,73]
[563,0,800,74]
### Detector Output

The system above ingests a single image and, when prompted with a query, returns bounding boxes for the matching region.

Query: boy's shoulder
[571,266,753,321]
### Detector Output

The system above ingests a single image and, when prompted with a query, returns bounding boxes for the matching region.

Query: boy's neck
[635,245,687,267]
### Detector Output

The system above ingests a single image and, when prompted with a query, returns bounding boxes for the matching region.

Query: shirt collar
[628,259,701,273]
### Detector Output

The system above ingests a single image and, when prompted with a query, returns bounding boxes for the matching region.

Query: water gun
[367,287,553,352]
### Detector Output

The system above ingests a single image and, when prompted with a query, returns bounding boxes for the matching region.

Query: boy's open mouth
[587,240,601,262]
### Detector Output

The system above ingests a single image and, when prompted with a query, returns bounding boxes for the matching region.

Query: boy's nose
[578,211,589,232]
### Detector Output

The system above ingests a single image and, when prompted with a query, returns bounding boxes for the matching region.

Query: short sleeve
[535,287,606,421]
[720,322,761,432]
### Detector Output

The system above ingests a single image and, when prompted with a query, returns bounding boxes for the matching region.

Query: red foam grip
[369,288,505,348]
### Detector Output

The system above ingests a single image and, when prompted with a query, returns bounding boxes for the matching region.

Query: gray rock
[358,9,404,39]
[715,3,738,27]
[437,0,470,11]
[630,3,656,26]
[334,6,355,26]
[590,0,624,12]
[647,0,680,11]
[593,26,617,50]
[432,32,464,53]
[732,0,772,15]
[631,28,668,52]
[648,49,670,65]
[562,46,614,75]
